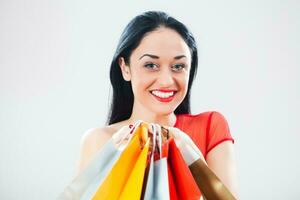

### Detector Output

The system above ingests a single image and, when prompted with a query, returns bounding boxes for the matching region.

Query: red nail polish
[129,124,134,134]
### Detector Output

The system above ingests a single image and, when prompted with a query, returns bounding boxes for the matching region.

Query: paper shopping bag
[143,124,170,200]
[167,126,236,199]
[168,138,201,200]
[92,123,149,200]
[57,138,122,200]
[189,158,236,200]
[79,123,141,200]
[58,122,140,200]
[119,138,150,199]
[163,140,178,200]
[140,124,156,200]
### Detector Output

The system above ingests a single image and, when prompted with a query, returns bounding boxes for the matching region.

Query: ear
[118,57,131,81]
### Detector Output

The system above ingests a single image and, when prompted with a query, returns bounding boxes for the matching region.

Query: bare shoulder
[75,120,129,176]
[80,126,114,147]
[80,121,129,146]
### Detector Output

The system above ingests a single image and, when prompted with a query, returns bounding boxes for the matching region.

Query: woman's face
[119,27,192,115]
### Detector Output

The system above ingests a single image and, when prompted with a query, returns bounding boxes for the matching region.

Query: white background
[1,0,299,199]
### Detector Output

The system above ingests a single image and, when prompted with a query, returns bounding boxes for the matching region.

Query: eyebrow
[139,54,186,60]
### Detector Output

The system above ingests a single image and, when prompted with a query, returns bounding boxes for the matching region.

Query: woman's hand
[166,127,207,166]
[112,122,207,166]
[112,120,144,150]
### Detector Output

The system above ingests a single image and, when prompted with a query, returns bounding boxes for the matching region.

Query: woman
[76,11,239,199]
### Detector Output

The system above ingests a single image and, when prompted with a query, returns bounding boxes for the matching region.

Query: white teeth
[151,90,174,98]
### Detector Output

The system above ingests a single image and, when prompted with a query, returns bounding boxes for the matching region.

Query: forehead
[131,28,191,60]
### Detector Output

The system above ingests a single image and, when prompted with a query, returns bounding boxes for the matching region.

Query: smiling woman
[74,10,239,199]
[118,27,191,118]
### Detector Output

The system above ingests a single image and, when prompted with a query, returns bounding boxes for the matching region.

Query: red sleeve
[206,111,235,155]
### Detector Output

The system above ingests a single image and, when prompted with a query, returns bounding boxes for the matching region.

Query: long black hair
[107,11,198,125]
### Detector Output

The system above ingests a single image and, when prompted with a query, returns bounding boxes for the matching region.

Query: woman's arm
[206,141,239,199]
[167,126,239,199]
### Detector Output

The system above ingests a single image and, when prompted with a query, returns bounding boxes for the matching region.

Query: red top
[174,111,235,159]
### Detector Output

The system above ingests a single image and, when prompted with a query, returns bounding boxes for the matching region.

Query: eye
[144,63,159,70]
[171,64,186,71]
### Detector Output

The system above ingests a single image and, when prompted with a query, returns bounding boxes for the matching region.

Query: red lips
[150,89,177,103]
[153,89,177,93]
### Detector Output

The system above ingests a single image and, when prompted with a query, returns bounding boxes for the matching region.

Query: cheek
[130,70,154,94]
[176,72,190,91]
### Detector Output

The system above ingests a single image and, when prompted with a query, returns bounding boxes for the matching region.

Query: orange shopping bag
[119,138,150,199]
[92,123,149,200]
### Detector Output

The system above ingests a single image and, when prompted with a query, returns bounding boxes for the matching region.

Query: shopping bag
[140,124,156,200]
[80,122,142,200]
[79,148,120,200]
[167,127,204,167]
[189,158,237,200]
[58,139,121,200]
[143,124,170,200]
[92,123,149,200]
[148,125,178,200]
[167,163,179,200]
[58,123,139,200]
[119,138,150,199]
[169,127,236,199]
[168,138,201,200]
[163,140,178,200]
[58,139,120,200]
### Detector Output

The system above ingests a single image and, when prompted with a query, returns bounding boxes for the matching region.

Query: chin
[150,105,177,116]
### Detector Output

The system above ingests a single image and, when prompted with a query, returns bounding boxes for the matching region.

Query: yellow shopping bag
[92,123,149,200]
[119,138,150,200]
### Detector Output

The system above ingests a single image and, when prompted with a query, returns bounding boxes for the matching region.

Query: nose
[157,66,175,87]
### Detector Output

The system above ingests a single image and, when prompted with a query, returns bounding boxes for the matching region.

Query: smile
[150,89,177,103]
